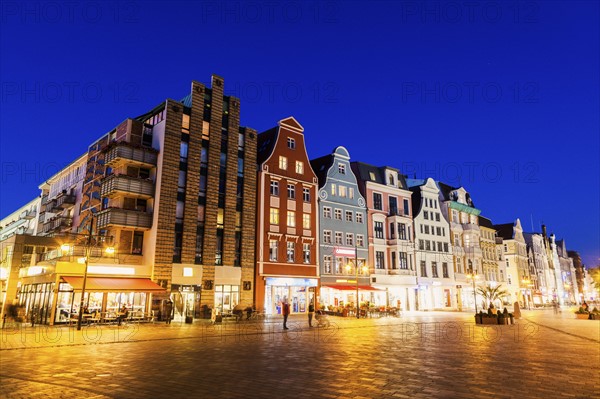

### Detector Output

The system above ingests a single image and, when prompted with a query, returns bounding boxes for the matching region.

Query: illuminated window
[279,156,287,170]
[270,208,279,224]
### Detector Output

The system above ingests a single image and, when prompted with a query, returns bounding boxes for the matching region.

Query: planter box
[497,317,510,325]
[575,313,590,320]
[482,317,498,325]
[591,314,600,320]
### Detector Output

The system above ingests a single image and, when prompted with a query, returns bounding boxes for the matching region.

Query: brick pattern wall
[181,81,205,264]
[153,100,183,291]
[240,126,257,305]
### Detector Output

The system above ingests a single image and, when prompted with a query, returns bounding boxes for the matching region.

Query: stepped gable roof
[256,126,279,165]
[494,223,515,240]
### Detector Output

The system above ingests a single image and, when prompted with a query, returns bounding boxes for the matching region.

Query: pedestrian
[165,300,174,324]
[513,301,521,319]
[282,299,290,330]
[308,302,315,327]
[117,304,128,326]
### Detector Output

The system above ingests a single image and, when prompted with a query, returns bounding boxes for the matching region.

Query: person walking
[165,300,174,324]
[308,302,315,327]
[282,299,290,330]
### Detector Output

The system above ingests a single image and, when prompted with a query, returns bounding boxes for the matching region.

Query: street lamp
[60,214,114,331]
[522,277,532,310]
[345,246,368,319]
[466,272,479,313]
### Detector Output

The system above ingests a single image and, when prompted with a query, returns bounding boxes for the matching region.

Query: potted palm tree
[477,285,509,312]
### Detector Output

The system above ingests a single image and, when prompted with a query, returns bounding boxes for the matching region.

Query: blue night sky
[1,1,598,267]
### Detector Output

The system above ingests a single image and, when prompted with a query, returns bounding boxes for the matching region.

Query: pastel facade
[311,147,369,309]
[351,163,416,311]
[409,178,455,310]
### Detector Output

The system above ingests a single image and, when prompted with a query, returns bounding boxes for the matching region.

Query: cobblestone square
[1,310,598,398]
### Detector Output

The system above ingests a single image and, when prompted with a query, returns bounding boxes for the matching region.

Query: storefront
[17,272,165,325]
[170,284,201,321]
[264,277,318,315]
[320,284,384,310]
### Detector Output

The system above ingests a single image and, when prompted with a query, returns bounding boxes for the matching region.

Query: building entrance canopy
[62,276,165,292]
[322,285,383,291]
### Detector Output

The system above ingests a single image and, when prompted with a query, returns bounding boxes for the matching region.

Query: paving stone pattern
[1,310,598,399]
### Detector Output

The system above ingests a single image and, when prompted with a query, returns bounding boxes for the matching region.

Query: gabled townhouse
[495,219,531,308]
[408,178,455,310]
[556,240,578,305]
[524,232,545,306]
[310,146,369,311]
[255,117,319,315]
[351,162,416,311]
[437,183,483,311]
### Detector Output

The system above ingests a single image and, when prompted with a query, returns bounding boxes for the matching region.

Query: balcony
[101,174,154,199]
[21,209,37,219]
[104,142,158,168]
[41,216,72,234]
[462,223,480,232]
[96,208,152,230]
[53,193,76,210]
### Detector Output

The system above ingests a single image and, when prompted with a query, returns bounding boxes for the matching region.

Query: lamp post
[345,245,368,319]
[466,272,479,313]
[61,214,114,331]
[522,277,532,310]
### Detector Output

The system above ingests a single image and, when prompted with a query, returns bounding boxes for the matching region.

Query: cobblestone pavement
[1,310,598,399]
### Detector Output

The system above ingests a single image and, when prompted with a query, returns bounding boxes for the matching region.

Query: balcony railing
[41,216,73,234]
[101,174,154,199]
[104,142,158,168]
[96,208,152,230]
[53,193,76,210]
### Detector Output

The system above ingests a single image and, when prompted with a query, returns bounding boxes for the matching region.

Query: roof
[309,153,334,188]
[350,162,408,189]
[256,126,279,165]
[478,216,494,229]
[493,223,515,240]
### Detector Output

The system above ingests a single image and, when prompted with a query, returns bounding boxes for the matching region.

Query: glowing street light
[466,272,479,313]
[60,214,114,331]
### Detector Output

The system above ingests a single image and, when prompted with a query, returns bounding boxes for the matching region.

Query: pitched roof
[493,223,515,240]
[309,153,333,188]
[256,126,279,165]
[478,216,494,229]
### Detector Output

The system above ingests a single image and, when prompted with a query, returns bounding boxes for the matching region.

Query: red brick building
[255,117,319,314]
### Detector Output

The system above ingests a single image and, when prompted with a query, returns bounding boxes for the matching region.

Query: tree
[588,267,600,296]
[476,285,509,308]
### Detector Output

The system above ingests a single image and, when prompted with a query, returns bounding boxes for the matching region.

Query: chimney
[541,224,547,237]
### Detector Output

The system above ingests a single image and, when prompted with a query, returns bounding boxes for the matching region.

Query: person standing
[282,299,290,330]
[308,302,315,327]
[165,300,174,324]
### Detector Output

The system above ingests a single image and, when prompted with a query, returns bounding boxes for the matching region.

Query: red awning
[322,284,383,291]
[62,276,165,292]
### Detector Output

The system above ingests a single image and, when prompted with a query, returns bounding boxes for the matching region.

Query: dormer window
[389,174,395,186]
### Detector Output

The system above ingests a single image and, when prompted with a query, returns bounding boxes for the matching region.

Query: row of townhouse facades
[0,75,592,324]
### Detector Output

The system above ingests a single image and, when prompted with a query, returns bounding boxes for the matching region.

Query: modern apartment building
[1,75,258,324]
[351,162,416,310]
[310,146,369,310]
[255,117,319,314]
[408,178,455,310]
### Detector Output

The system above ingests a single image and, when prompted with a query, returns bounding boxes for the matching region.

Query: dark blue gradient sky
[1,1,598,266]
